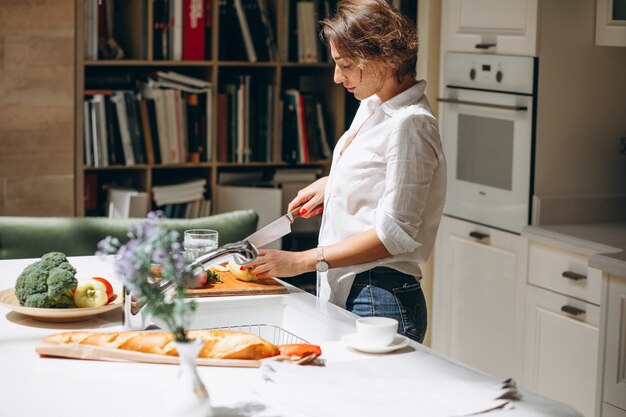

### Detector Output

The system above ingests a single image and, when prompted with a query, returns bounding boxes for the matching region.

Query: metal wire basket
[211,323,308,345]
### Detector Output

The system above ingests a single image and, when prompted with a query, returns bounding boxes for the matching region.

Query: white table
[0,256,582,417]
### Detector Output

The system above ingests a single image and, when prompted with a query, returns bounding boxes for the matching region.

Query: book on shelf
[170,0,183,60]
[109,92,136,165]
[281,89,330,163]
[83,101,94,167]
[104,95,125,166]
[218,76,274,163]
[153,0,169,59]
[218,0,247,61]
[281,0,332,63]
[124,91,147,164]
[234,0,257,62]
[159,198,211,219]
[152,178,207,206]
[107,186,149,219]
[257,0,278,61]
[138,99,156,165]
[296,1,318,63]
[84,71,212,169]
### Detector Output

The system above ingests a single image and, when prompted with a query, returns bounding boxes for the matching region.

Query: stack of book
[281,89,332,163]
[152,178,211,218]
[83,90,148,167]
[217,76,274,163]
[218,0,277,62]
[107,186,149,219]
[83,71,213,167]
[142,71,213,164]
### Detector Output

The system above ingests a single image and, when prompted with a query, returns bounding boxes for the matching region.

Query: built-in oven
[438,52,537,234]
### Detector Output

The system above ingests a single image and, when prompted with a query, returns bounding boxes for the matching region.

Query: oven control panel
[445,52,535,95]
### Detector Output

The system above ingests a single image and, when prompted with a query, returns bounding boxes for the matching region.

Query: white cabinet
[524,242,602,416]
[432,216,527,382]
[442,0,538,56]
[596,0,626,47]
[524,285,600,417]
[599,274,626,415]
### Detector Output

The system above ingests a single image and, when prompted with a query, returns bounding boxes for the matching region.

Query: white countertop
[0,256,582,417]
[523,223,626,277]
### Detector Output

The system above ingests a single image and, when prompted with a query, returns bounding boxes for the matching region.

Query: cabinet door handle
[475,43,496,49]
[561,305,585,316]
[561,271,587,281]
[469,231,489,240]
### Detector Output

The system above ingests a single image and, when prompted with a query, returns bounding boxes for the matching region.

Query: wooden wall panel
[0,0,75,216]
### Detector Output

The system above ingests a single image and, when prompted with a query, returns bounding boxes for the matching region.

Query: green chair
[0,210,258,260]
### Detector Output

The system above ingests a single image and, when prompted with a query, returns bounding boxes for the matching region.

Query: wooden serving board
[186,271,288,297]
[35,342,264,367]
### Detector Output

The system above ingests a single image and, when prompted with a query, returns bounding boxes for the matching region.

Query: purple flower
[96,211,197,341]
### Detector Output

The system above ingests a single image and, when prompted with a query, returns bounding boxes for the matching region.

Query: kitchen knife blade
[245,208,301,248]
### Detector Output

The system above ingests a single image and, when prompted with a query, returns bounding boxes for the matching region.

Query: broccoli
[14,252,78,308]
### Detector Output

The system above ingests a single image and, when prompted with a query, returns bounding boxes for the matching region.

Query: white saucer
[341,333,411,354]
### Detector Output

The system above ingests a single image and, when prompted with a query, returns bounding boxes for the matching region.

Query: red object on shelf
[183,0,206,60]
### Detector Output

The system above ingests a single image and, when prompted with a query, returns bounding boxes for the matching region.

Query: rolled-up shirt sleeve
[375,114,441,256]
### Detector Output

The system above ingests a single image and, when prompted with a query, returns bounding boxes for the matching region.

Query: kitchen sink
[176,291,357,344]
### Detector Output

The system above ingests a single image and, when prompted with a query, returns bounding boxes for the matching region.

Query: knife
[245,207,302,248]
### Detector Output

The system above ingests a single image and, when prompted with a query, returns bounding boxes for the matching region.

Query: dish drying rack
[211,324,308,345]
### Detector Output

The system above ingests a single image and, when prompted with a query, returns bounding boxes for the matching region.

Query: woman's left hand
[247,249,314,279]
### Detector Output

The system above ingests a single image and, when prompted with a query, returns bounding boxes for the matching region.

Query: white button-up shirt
[318,80,446,308]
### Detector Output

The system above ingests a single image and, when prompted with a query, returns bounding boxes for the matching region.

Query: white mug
[355,317,398,347]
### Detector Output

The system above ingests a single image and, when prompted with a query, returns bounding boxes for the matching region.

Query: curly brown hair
[321,0,418,84]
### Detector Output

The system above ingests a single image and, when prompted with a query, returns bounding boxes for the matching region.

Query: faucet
[123,240,258,330]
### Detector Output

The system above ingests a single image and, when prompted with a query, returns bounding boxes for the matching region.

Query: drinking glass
[183,229,219,260]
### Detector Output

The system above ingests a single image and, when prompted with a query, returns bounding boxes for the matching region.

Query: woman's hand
[247,249,315,279]
[288,177,328,218]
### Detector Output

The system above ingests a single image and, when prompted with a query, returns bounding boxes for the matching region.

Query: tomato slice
[278,344,322,358]
[92,277,114,302]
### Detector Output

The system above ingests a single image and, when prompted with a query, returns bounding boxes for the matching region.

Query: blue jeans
[346,267,427,343]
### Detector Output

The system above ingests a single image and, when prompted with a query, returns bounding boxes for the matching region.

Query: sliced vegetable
[92,277,114,302]
[228,260,257,282]
[213,263,228,272]
[73,279,109,308]
[278,344,322,358]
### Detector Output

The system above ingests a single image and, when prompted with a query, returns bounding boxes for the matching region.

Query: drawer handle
[475,43,496,49]
[561,305,585,316]
[562,271,587,281]
[469,231,489,240]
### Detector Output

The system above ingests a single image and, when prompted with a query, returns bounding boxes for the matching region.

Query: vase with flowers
[98,211,213,417]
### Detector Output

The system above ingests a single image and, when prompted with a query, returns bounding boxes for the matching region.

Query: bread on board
[42,329,280,360]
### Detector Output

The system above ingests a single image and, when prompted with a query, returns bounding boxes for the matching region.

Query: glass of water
[183,229,219,260]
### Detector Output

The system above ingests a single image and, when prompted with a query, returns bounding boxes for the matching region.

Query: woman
[248,0,446,343]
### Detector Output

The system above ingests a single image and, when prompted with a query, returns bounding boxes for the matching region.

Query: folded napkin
[257,351,520,417]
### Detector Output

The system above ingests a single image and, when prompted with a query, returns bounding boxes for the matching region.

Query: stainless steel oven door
[440,88,534,233]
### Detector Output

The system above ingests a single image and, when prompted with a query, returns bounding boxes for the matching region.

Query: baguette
[42,329,280,360]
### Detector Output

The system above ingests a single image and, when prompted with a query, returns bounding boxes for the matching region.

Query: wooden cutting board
[35,342,263,368]
[185,271,288,297]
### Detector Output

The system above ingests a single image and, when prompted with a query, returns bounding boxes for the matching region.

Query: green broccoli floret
[14,252,78,308]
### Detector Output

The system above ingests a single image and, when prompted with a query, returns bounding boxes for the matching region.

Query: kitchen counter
[0,256,582,417]
[523,223,626,276]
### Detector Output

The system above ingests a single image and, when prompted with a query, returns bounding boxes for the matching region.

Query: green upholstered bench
[0,210,258,260]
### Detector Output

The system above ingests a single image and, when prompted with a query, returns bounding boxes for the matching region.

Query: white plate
[341,333,411,353]
[0,287,122,323]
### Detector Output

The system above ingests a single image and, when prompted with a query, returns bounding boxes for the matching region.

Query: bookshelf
[76,0,347,218]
